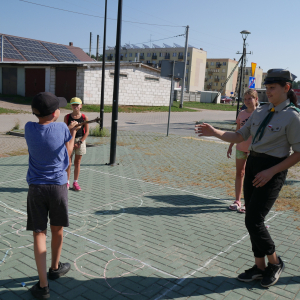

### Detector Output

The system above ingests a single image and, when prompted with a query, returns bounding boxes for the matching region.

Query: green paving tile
[0,132,300,300]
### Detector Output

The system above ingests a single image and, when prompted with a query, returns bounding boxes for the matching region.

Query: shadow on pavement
[0,187,28,193]
[0,274,299,300]
[95,195,228,217]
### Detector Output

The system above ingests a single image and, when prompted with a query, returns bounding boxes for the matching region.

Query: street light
[236,30,251,118]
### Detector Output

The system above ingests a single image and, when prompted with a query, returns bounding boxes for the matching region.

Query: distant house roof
[0,33,94,62]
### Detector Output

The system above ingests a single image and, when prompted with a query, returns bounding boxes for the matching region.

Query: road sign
[249,76,256,88]
[251,63,257,77]
[161,60,185,79]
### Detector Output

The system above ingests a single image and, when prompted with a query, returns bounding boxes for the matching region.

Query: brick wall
[77,65,171,106]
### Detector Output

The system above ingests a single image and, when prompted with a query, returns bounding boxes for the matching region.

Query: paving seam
[0,198,179,280]
[153,212,283,300]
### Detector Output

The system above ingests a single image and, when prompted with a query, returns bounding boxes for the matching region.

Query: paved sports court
[0,132,300,299]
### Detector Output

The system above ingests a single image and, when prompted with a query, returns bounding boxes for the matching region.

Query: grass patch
[0,107,25,114]
[66,102,195,113]
[89,126,110,137]
[0,94,32,105]
[183,102,237,111]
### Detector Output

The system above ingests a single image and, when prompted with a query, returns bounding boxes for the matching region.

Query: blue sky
[1,0,300,78]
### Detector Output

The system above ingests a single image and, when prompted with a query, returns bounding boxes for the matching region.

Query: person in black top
[64,97,89,191]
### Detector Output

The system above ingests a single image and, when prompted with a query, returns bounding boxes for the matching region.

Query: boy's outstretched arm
[80,116,89,143]
[65,121,78,156]
[195,123,244,144]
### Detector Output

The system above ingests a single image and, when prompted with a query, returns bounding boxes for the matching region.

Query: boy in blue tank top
[25,92,78,299]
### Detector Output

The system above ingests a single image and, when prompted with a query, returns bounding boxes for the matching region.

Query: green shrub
[89,126,110,137]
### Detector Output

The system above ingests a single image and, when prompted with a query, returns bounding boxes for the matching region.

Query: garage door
[2,67,17,95]
[25,68,45,97]
[55,68,76,102]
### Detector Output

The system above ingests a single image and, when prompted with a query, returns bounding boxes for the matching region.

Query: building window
[135,53,138,57]
[222,69,226,72]
[145,76,159,82]
[210,62,214,66]
[147,53,151,57]
[110,72,128,78]
[221,76,225,80]
[125,53,127,57]
[187,52,190,57]
[129,53,132,57]
[173,52,177,57]
[159,52,163,57]
[223,62,226,66]
[187,60,190,65]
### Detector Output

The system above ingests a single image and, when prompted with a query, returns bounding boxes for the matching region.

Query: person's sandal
[238,205,246,213]
[228,201,241,211]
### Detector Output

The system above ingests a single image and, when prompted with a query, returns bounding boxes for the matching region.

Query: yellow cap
[70,97,82,105]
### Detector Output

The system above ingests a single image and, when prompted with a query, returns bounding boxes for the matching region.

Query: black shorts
[27,184,69,232]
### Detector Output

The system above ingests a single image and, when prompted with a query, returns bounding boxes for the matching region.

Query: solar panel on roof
[6,36,57,61]
[42,43,80,61]
[0,37,25,60]
[152,44,161,48]
[131,44,140,49]
[163,43,172,48]
[174,43,183,48]
[143,44,150,48]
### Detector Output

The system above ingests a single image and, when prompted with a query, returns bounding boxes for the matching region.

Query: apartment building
[262,72,267,86]
[205,58,239,96]
[105,45,207,92]
[241,66,264,89]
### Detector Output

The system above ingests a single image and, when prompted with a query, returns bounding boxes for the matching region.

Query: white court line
[81,168,231,202]
[153,212,282,300]
[0,178,25,185]
[0,199,178,279]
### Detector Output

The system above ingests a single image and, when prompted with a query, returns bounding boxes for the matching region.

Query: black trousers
[244,154,287,258]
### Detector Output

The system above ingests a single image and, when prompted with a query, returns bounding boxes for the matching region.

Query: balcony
[152,54,157,59]
[214,78,219,82]
[165,54,170,59]
[216,63,221,68]
[206,64,209,68]
[178,54,184,59]
[208,71,213,75]
[107,55,113,60]
[205,78,208,82]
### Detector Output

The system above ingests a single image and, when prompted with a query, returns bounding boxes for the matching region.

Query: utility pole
[96,35,99,61]
[89,32,92,57]
[1,35,3,62]
[179,25,189,108]
[109,0,123,165]
[236,30,251,118]
[100,0,108,131]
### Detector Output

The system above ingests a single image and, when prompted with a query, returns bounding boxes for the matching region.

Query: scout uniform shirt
[237,99,300,158]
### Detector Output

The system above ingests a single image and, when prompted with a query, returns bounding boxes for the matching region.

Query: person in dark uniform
[195,69,300,287]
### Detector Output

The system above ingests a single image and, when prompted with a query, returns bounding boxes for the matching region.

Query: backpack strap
[66,113,71,125]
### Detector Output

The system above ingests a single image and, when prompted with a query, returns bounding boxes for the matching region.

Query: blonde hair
[244,89,259,107]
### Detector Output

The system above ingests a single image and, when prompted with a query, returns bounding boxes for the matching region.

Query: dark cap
[263,69,297,85]
[31,92,67,117]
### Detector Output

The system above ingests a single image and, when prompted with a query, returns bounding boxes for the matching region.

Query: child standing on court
[227,89,259,213]
[25,92,78,299]
[64,97,89,191]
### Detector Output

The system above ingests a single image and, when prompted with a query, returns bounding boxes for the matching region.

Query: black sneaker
[237,265,264,282]
[261,256,285,288]
[30,281,50,299]
[48,262,71,280]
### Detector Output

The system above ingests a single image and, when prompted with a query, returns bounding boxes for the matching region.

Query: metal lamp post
[236,30,250,118]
